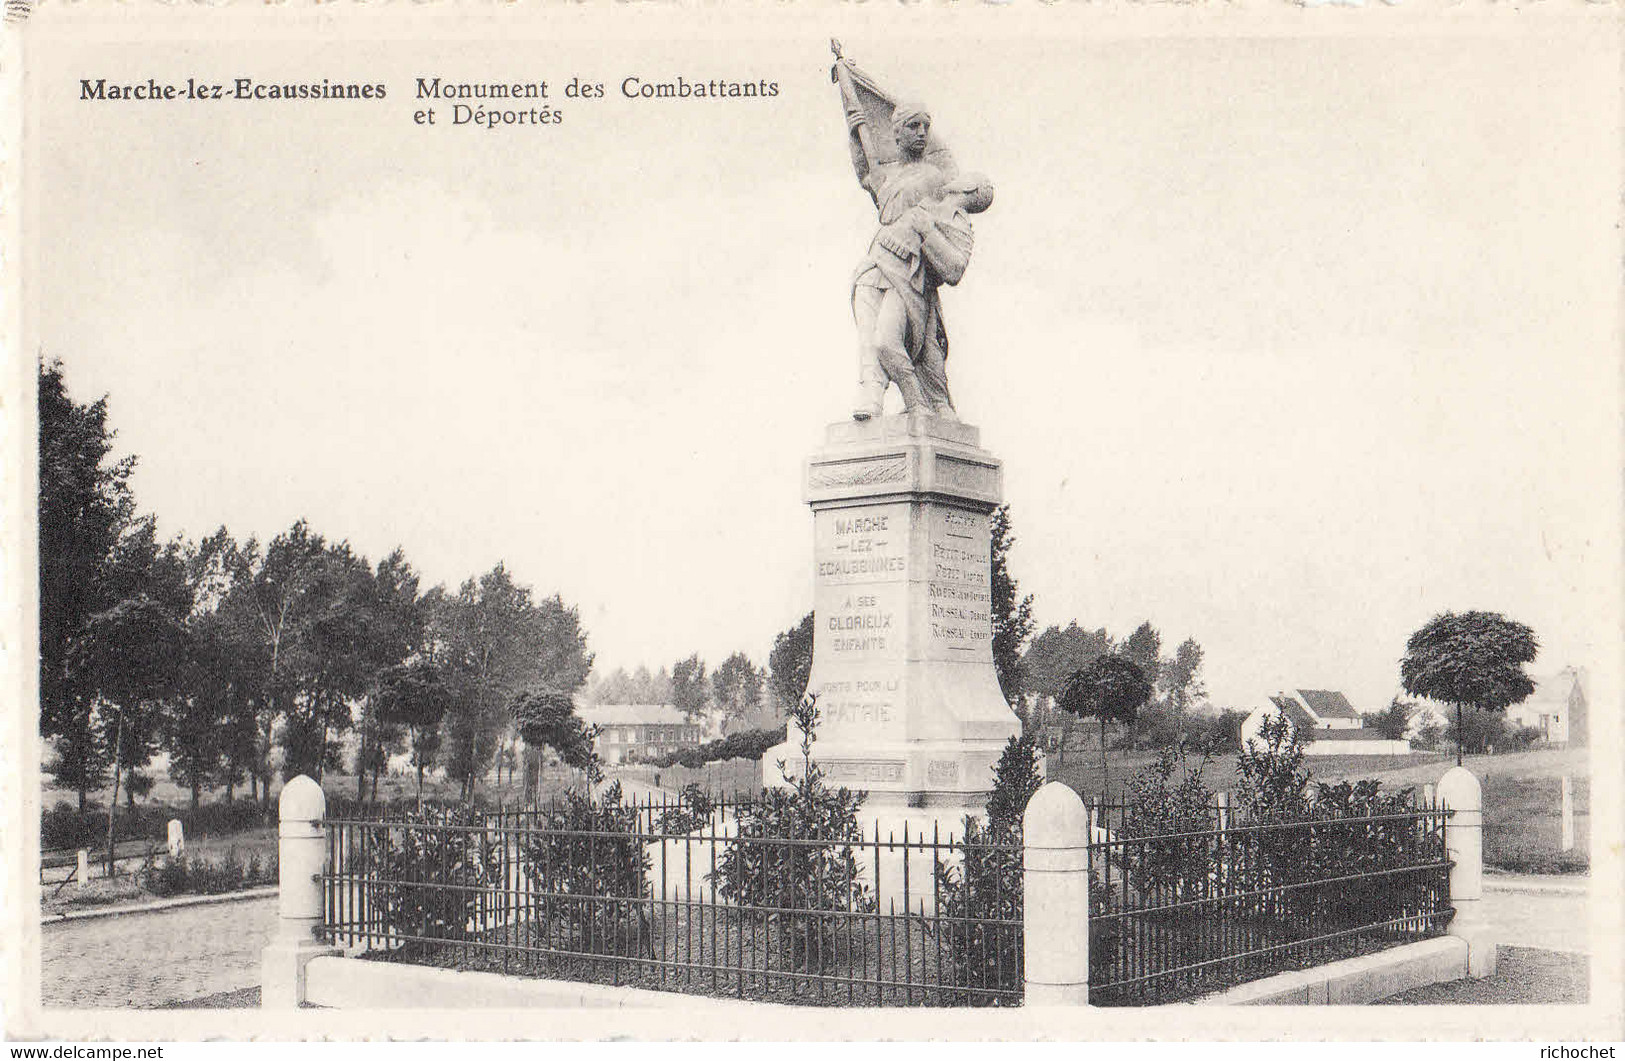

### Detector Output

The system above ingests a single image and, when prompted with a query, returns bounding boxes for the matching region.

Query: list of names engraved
[926,508,991,658]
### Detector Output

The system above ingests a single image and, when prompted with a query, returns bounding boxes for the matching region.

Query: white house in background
[1273,689,1363,730]
[1507,667,1587,745]
[1241,688,1410,757]
[579,704,702,765]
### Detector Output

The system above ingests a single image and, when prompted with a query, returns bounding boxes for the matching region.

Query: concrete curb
[304,955,798,1011]
[1194,937,1469,1005]
[1483,875,1587,896]
[42,886,278,925]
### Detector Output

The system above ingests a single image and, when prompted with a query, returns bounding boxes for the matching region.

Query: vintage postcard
[3,0,1621,1044]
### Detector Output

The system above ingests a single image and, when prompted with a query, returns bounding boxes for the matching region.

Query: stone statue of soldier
[834,42,994,423]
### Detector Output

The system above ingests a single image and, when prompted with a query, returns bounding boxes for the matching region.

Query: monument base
[766,413,1021,809]
[761,736,1011,809]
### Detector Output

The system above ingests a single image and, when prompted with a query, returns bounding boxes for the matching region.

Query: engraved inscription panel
[926,760,961,786]
[810,503,909,740]
[822,760,906,784]
[926,507,992,659]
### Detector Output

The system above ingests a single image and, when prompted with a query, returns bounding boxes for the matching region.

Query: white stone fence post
[1022,781,1090,1005]
[261,776,338,1008]
[1560,775,1575,852]
[1438,765,1495,978]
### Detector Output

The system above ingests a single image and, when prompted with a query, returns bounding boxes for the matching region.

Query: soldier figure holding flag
[833,42,994,423]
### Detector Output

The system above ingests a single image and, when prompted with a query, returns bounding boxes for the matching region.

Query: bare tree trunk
[1100,718,1110,797]
[1462,698,1475,766]
[105,709,122,877]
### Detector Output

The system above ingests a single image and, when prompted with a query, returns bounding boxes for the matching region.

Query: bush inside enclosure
[363,804,503,942]
[1088,720,1450,1004]
[933,730,1043,1004]
[518,781,652,956]
[713,695,873,973]
[656,783,716,835]
[1120,743,1219,903]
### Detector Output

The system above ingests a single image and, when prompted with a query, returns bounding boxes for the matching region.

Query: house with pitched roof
[1507,667,1587,745]
[1243,688,1409,757]
[578,703,702,765]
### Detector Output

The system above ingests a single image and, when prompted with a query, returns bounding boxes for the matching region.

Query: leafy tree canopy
[767,611,815,714]
[1059,653,1152,727]
[989,506,1035,706]
[711,650,765,722]
[1400,610,1539,712]
[671,653,710,720]
[1020,622,1112,704]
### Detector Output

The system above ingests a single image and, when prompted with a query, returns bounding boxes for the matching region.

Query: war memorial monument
[763,45,1021,815]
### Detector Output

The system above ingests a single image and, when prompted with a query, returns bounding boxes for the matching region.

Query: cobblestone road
[42,896,276,1009]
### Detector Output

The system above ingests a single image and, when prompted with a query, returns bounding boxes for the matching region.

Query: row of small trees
[40,361,598,839]
[586,649,783,727]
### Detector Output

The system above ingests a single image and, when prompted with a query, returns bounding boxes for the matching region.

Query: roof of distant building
[1525,669,1586,707]
[578,703,693,727]
[1295,689,1361,722]
[1267,695,1319,733]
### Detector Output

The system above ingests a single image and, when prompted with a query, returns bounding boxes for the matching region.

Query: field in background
[1050,744,1590,875]
[40,745,1587,878]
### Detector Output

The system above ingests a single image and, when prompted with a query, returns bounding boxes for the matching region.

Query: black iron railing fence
[317,797,1024,1007]
[1087,802,1454,1005]
[317,789,1455,1007]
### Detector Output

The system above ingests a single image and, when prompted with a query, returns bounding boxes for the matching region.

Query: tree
[1400,611,1539,766]
[373,661,452,799]
[1159,638,1206,714]
[1018,622,1112,761]
[91,522,193,812]
[220,521,332,802]
[347,549,429,800]
[179,529,260,804]
[508,688,602,799]
[671,653,710,721]
[988,506,1035,707]
[767,612,815,716]
[272,535,377,782]
[38,361,138,809]
[1020,622,1112,706]
[1058,654,1151,792]
[1362,698,1415,742]
[69,596,188,873]
[1120,622,1163,693]
[163,624,228,808]
[432,564,594,801]
[711,651,765,725]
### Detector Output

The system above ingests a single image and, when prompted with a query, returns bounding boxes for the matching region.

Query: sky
[27,19,1621,714]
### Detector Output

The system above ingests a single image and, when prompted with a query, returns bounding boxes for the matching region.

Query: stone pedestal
[765,414,1021,810]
